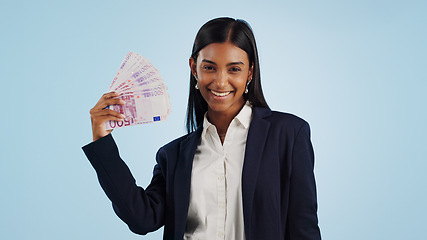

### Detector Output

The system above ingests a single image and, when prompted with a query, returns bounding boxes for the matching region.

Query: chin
[208,104,231,112]
[207,100,245,115]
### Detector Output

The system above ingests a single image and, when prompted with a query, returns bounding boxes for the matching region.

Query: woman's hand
[90,92,125,142]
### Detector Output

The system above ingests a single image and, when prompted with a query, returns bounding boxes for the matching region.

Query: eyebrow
[201,59,245,66]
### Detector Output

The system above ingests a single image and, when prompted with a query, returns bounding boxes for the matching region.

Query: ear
[189,57,197,76]
[248,64,254,81]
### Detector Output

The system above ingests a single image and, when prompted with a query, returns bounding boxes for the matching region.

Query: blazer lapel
[242,107,271,230]
[173,126,202,236]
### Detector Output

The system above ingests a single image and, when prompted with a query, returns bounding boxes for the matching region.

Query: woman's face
[190,42,253,118]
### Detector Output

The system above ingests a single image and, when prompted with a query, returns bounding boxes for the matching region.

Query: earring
[245,79,251,94]
[194,75,199,90]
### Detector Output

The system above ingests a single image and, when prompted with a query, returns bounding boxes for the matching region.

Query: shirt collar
[234,101,252,129]
[202,101,253,137]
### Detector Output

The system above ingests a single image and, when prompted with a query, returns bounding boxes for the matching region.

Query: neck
[206,101,245,140]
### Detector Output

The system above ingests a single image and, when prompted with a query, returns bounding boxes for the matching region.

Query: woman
[83,17,321,240]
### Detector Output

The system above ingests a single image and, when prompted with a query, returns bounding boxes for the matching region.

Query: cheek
[234,78,249,91]
[197,76,211,88]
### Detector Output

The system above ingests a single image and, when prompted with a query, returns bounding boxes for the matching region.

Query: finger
[95,92,117,105]
[92,98,126,112]
[99,98,126,110]
[94,115,125,123]
[91,109,126,118]
[91,115,125,128]
[102,92,119,100]
[91,109,126,119]
[94,92,120,107]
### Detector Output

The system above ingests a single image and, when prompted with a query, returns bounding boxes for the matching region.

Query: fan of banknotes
[105,52,171,130]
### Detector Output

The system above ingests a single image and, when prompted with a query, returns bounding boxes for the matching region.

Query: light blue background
[1,0,426,239]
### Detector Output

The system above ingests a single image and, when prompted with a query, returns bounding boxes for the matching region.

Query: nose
[213,71,228,88]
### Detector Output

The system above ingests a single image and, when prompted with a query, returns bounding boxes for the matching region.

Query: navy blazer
[83,107,321,240]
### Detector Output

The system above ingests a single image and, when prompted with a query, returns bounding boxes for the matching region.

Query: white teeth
[211,90,231,97]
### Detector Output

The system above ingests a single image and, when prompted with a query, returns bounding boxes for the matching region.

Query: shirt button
[218,232,224,238]
[218,176,225,180]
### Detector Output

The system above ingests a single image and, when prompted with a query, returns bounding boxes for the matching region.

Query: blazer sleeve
[286,122,321,239]
[82,134,166,235]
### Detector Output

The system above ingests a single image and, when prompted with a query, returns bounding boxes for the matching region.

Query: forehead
[198,42,249,64]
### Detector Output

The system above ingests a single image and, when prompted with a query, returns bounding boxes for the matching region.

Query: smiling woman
[82,17,321,240]
[190,42,253,142]
[186,18,269,134]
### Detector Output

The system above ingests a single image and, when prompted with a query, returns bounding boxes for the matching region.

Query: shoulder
[253,107,310,133]
[157,132,191,154]
[155,128,201,176]
[156,127,202,160]
[270,110,308,126]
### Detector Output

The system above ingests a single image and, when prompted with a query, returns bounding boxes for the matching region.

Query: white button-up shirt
[183,103,252,240]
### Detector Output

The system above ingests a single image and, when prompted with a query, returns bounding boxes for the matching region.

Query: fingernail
[121,114,126,118]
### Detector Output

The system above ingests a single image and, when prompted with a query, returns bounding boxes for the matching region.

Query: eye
[203,65,215,71]
[229,67,241,72]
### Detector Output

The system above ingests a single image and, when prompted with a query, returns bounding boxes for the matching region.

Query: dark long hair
[186,17,269,133]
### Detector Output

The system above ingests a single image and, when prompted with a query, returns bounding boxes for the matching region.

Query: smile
[210,89,232,97]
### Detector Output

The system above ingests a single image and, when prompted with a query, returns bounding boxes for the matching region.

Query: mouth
[210,89,232,97]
